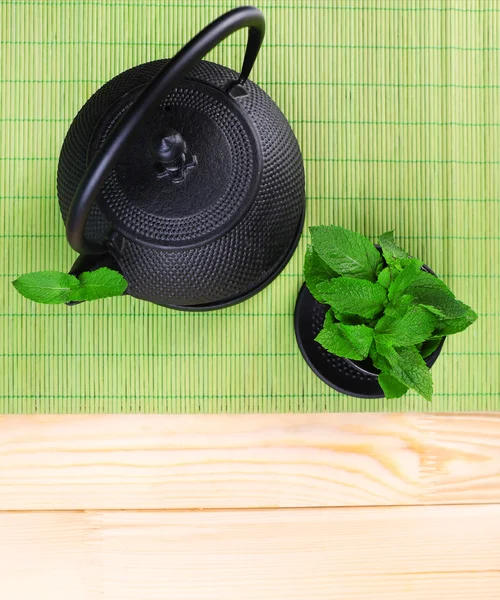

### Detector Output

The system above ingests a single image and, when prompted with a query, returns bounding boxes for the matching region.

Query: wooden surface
[1,414,500,509]
[1,414,500,599]
[1,506,500,600]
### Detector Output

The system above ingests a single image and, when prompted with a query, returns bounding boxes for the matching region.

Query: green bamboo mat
[1,0,499,413]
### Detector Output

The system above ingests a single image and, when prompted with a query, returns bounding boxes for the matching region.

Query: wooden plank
[0,414,499,510]
[1,505,499,600]
[422,414,500,503]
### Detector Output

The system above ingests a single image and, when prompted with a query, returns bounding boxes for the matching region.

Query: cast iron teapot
[58,6,305,310]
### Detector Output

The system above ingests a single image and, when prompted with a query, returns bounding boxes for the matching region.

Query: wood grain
[0,414,499,509]
[1,505,499,600]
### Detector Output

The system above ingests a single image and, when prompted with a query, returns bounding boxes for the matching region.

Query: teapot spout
[67,252,127,306]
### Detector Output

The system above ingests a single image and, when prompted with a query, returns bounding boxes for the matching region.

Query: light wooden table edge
[1,412,499,510]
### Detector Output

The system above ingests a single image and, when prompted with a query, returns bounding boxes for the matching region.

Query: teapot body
[58,59,305,309]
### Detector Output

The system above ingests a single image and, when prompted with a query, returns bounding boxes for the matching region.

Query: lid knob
[149,127,196,183]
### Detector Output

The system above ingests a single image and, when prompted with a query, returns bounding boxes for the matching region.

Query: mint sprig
[304,226,478,401]
[13,267,127,304]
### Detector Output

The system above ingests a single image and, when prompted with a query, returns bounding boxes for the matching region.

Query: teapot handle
[66,6,265,255]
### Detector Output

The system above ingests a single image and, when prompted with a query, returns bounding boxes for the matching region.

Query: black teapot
[58,6,305,310]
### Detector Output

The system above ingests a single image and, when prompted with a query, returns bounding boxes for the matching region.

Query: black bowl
[294,283,445,399]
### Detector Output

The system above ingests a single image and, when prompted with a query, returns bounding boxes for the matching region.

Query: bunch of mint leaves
[13,267,128,304]
[304,226,477,401]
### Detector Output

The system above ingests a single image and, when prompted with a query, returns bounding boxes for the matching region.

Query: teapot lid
[89,78,262,249]
[64,6,267,257]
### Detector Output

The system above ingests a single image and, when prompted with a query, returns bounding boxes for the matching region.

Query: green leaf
[317,277,387,319]
[327,307,364,326]
[333,311,365,326]
[384,294,415,319]
[378,373,409,399]
[419,304,447,319]
[303,246,337,303]
[377,267,392,289]
[375,262,385,277]
[378,230,408,265]
[370,345,391,372]
[420,337,444,359]
[375,305,438,346]
[70,268,128,301]
[310,225,383,281]
[12,271,80,304]
[322,308,336,328]
[434,303,478,335]
[388,258,424,301]
[406,272,468,319]
[315,321,374,361]
[400,257,424,270]
[376,341,433,402]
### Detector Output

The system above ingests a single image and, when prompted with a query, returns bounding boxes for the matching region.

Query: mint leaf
[375,305,437,346]
[13,271,80,304]
[420,337,444,359]
[377,267,392,289]
[384,294,415,319]
[398,257,424,271]
[376,341,433,401]
[310,225,382,281]
[316,320,374,360]
[379,231,408,265]
[378,373,409,399]
[70,267,128,301]
[333,310,365,326]
[406,272,468,319]
[317,278,387,319]
[370,345,391,372]
[304,246,337,303]
[13,267,128,305]
[419,304,447,318]
[388,258,424,301]
[322,308,336,328]
[434,303,478,335]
